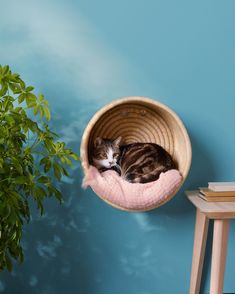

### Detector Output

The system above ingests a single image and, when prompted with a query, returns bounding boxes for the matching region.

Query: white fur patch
[93,147,117,168]
[107,148,113,163]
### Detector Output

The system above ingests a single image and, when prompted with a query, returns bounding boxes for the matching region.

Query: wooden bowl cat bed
[80,96,192,212]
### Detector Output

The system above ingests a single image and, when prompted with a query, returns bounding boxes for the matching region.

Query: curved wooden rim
[80,96,192,211]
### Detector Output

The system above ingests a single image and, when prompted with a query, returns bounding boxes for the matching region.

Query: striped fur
[92,137,176,183]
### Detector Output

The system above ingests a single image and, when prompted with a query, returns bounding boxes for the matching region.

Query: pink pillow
[82,166,182,211]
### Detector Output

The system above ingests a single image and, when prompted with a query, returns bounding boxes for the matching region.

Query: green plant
[0,65,79,271]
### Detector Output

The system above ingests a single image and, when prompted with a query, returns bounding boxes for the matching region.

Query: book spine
[209,186,235,192]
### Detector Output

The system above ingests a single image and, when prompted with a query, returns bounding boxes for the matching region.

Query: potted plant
[0,65,79,271]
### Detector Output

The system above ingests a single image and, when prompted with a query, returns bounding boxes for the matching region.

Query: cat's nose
[109,161,113,165]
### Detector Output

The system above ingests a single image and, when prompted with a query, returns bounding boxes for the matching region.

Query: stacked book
[199,182,235,202]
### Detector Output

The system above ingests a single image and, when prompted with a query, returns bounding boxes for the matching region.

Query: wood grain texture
[210,219,230,294]
[186,191,235,219]
[190,209,209,294]
[186,191,232,294]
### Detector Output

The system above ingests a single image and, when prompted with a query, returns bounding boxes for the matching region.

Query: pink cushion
[82,166,182,210]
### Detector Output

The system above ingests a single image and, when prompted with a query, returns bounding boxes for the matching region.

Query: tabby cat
[92,137,176,183]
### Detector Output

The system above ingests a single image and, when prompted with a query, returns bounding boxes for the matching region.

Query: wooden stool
[186,190,234,294]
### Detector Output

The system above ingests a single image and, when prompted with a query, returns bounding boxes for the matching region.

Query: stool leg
[190,209,209,294]
[210,219,230,294]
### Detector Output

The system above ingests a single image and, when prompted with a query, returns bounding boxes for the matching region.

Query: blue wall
[1,1,235,293]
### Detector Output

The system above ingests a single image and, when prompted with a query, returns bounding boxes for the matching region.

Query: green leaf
[9,82,21,94]
[44,160,51,173]
[3,65,9,75]
[19,79,26,90]
[18,93,25,104]
[14,176,27,184]
[12,158,23,175]
[25,93,37,108]
[37,176,50,184]
[39,105,44,118]
[64,157,72,165]
[53,162,61,180]
[54,188,62,203]
[40,157,48,165]
[5,254,13,272]
[40,157,51,173]
[33,104,39,115]
[38,94,44,102]
[61,167,69,176]
[33,186,47,212]
[4,100,14,112]
[5,114,15,124]
[0,83,8,96]
[8,73,20,83]
[48,185,62,203]
[11,231,17,241]
[43,106,51,121]
[43,99,48,105]
[18,247,24,263]
[69,153,80,160]
[0,64,80,272]
[25,86,34,92]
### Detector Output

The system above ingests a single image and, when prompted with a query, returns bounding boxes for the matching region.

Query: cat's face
[92,137,122,169]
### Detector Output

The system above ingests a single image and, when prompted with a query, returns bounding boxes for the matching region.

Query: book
[199,193,235,202]
[208,182,235,192]
[199,188,235,197]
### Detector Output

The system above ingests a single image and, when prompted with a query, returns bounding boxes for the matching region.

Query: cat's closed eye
[96,152,106,159]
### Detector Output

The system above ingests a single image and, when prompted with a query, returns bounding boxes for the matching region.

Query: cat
[92,136,176,183]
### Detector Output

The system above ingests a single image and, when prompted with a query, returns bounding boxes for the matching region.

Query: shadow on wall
[0,165,137,294]
[145,128,218,294]
[0,128,218,294]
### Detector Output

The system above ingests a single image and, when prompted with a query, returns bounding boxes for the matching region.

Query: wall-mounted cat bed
[80,96,192,212]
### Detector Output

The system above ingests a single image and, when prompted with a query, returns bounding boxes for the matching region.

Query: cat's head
[92,136,122,169]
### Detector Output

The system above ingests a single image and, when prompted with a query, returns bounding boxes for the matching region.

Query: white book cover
[208,182,235,191]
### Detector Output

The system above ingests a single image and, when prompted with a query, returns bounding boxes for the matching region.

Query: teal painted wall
[1,0,235,293]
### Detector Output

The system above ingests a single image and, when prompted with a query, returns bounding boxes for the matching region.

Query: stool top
[186,190,235,219]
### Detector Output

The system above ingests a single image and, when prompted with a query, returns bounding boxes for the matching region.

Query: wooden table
[186,190,235,294]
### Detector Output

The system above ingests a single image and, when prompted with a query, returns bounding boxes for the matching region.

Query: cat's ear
[113,136,122,147]
[94,137,103,147]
